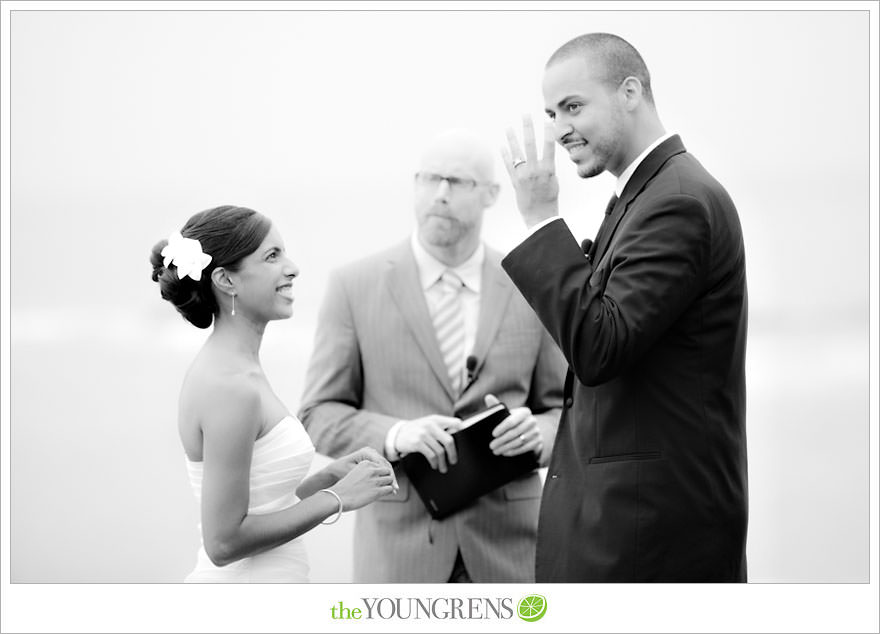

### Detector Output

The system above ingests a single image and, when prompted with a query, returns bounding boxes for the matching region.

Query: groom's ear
[211,267,235,295]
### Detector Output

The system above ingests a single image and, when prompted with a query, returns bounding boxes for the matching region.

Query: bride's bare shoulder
[178,354,262,438]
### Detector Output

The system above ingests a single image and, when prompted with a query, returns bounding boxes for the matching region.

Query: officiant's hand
[395,415,462,473]
[485,394,544,458]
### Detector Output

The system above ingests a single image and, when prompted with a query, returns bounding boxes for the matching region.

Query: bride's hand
[297,447,398,499]
[336,446,388,472]
[329,447,395,482]
[331,460,398,510]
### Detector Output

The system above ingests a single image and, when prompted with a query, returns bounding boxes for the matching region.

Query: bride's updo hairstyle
[150,205,271,328]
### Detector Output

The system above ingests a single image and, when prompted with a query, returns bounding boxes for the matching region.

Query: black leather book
[400,402,539,520]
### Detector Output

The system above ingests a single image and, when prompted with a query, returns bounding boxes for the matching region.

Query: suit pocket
[588,451,662,465]
[502,473,542,500]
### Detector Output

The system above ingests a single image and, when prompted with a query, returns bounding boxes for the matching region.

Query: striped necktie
[432,270,466,394]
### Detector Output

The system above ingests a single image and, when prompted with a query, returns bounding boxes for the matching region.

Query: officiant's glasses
[415,172,491,192]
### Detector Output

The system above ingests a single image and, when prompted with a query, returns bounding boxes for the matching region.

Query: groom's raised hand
[501,115,560,228]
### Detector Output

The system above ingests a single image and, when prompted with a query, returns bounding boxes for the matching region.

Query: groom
[299,129,566,582]
[501,33,749,582]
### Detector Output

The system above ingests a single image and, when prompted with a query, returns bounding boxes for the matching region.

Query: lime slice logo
[517,594,547,622]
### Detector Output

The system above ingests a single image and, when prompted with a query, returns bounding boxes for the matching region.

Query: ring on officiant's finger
[512,158,526,169]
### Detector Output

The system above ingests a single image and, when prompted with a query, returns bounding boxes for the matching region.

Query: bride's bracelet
[318,489,344,525]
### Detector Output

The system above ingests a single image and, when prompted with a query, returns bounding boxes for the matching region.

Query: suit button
[550,474,559,480]
[564,397,573,408]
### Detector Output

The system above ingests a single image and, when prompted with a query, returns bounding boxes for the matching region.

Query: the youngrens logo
[329,595,547,621]
[330,597,513,621]
[517,594,548,622]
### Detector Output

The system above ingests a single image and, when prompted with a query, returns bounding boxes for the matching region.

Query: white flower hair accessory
[161,231,212,282]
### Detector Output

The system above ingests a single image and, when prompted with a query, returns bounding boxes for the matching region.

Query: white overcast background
[2,3,877,634]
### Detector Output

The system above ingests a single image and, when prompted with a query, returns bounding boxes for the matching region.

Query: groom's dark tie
[586,194,619,263]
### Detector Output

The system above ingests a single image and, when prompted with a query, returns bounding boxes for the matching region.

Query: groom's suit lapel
[594,135,688,266]
[385,241,457,401]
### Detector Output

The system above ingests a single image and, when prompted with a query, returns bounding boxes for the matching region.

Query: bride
[150,205,397,582]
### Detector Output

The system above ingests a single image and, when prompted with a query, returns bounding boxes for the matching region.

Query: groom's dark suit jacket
[502,136,748,582]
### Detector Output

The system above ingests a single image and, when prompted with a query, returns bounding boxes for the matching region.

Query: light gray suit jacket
[298,239,566,582]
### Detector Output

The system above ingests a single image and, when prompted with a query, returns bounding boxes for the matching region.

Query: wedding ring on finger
[519,434,527,444]
[512,158,526,169]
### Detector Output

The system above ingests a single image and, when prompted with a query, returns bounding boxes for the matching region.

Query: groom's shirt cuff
[511,216,563,253]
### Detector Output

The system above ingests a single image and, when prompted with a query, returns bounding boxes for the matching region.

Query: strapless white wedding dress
[184,415,316,582]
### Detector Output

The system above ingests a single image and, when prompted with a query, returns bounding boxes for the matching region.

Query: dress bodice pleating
[184,416,315,583]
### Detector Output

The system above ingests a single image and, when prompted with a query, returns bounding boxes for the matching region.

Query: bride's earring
[231,293,236,316]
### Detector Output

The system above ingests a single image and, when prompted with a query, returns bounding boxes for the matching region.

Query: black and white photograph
[1,2,877,633]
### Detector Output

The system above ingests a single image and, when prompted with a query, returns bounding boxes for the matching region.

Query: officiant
[298,129,565,583]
